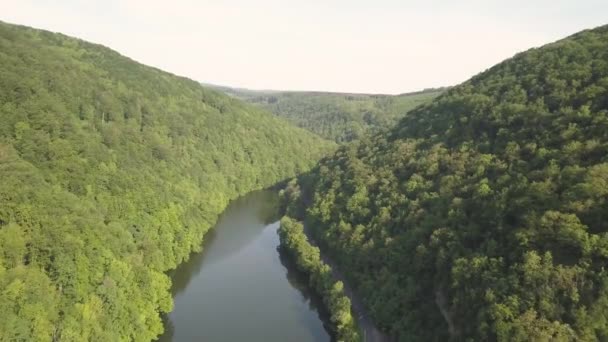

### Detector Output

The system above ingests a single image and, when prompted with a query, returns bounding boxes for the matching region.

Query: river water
[158,190,332,342]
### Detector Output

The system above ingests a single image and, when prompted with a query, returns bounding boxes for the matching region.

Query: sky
[2,1,607,94]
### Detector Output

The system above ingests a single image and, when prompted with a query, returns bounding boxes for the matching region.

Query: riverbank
[280,180,391,342]
[279,217,361,342]
[301,224,392,342]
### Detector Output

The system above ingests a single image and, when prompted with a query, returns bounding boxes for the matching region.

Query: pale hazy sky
[2,1,607,94]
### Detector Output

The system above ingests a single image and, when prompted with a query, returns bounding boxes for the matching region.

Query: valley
[0,14,607,342]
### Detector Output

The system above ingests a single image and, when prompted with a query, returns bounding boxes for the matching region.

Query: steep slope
[286,25,608,340]
[0,22,334,341]
[212,85,443,143]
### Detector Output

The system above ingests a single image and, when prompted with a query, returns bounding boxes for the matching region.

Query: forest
[0,21,334,341]
[210,85,443,143]
[285,24,608,341]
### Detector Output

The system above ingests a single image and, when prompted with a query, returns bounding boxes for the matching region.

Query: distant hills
[207,83,445,143]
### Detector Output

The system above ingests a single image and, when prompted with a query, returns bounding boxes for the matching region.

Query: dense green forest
[211,85,443,143]
[278,216,360,342]
[285,25,608,341]
[0,21,334,341]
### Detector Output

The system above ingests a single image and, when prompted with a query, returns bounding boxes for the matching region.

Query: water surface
[159,190,331,342]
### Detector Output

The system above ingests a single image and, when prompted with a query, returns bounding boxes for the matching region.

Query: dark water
[158,190,332,342]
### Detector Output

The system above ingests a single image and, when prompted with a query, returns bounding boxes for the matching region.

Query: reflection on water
[157,190,331,342]
[278,247,336,342]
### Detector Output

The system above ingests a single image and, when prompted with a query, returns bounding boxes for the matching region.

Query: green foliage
[287,25,608,341]
[0,21,334,341]
[278,217,360,342]
[214,86,443,143]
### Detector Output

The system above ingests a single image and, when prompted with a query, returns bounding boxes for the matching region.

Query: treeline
[287,24,608,340]
[212,86,444,143]
[0,21,334,341]
[278,216,360,342]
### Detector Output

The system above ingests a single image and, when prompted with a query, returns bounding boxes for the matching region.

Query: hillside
[284,25,608,340]
[0,22,334,341]
[211,85,443,143]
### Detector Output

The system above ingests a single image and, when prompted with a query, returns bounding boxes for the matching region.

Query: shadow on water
[167,228,217,297]
[278,247,336,342]
[171,190,280,289]
[166,189,281,298]
[255,190,282,224]
[159,314,174,342]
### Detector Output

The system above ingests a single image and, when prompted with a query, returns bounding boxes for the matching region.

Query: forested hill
[284,24,608,340]
[0,21,334,341]
[210,85,444,143]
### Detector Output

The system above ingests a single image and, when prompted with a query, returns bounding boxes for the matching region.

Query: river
[157,190,333,342]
